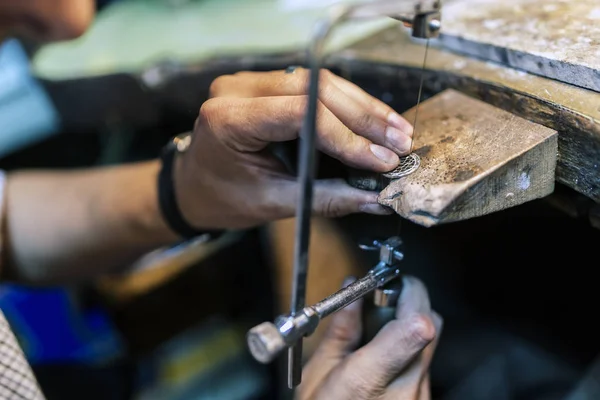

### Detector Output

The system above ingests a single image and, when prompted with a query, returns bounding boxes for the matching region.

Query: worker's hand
[297,276,442,400]
[173,68,413,229]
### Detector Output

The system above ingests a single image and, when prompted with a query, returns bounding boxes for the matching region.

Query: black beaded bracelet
[158,133,222,240]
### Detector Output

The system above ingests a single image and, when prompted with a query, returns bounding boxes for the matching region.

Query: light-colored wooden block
[378,89,558,226]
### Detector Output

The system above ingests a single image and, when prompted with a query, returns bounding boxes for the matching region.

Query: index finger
[200,96,400,172]
[215,69,412,136]
[327,72,414,137]
[211,69,413,155]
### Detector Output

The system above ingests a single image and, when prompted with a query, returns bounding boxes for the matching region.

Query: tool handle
[313,271,379,318]
[246,267,401,364]
[247,273,378,364]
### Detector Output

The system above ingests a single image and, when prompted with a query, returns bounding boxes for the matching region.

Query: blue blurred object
[0,284,124,366]
[0,39,60,158]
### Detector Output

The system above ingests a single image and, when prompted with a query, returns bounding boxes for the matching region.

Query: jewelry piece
[285,65,300,74]
[383,153,421,179]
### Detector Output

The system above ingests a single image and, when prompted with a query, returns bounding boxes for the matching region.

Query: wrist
[111,160,180,247]
[159,132,224,240]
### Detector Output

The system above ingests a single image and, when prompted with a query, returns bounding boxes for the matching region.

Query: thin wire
[409,39,430,155]
[399,38,430,236]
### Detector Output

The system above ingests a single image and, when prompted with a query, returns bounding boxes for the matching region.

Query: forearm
[2,160,178,284]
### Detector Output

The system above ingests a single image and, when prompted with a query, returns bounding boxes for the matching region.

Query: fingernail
[359,203,394,215]
[400,276,431,313]
[401,276,413,294]
[385,126,412,154]
[370,144,400,165]
[399,277,415,307]
[388,113,414,137]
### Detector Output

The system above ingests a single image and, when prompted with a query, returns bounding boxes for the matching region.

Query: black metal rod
[287,45,322,389]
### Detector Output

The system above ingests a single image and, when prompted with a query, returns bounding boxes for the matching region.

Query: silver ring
[285,65,300,74]
[383,153,421,179]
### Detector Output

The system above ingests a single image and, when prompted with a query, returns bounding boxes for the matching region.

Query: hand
[297,276,442,400]
[173,68,414,230]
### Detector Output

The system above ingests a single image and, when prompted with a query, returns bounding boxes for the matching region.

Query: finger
[341,277,436,387]
[300,277,364,399]
[314,313,435,400]
[387,311,443,396]
[213,70,410,135]
[396,276,432,320]
[210,69,412,155]
[314,179,394,217]
[270,178,394,219]
[327,73,414,137]
[348,313,435,387]
[199,96,400,172]
[418,374,431,400]
[418,311,442,376]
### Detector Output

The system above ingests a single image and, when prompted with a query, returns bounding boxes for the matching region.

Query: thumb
[272,179,393,221]
[340,276,436,393]
[299,277,363,398]
[312,179,394,217]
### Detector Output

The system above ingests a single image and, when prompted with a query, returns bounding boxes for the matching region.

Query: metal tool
[247,236,404,364]
[246,0,442,390]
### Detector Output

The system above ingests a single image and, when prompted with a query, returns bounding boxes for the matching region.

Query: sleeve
[0,311,46,400]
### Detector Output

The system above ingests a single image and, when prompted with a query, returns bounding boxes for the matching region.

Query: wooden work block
[439,0,600,92]
[378,89,558,226]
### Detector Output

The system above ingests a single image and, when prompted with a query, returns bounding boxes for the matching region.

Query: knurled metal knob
[247,322,286,364]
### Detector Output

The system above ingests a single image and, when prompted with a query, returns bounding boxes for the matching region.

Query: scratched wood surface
[377,89,557,226]
[331,27,600,204]
[438,0,600,93]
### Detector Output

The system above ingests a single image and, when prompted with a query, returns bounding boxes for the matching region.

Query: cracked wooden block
[378,89,558,227]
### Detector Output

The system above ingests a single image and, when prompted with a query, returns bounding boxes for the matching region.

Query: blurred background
[0,0,599,399]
